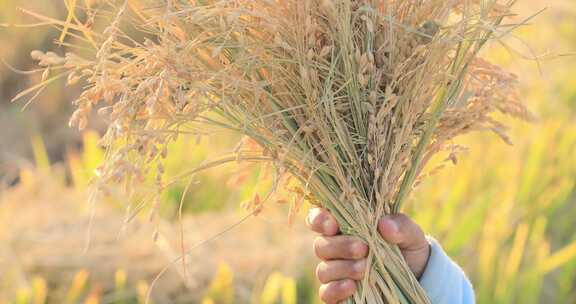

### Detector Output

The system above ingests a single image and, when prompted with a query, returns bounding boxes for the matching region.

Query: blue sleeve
[419,237,475,304]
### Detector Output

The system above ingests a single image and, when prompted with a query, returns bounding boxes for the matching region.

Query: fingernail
[389,219,399,234]
[340,279,355,291]
[354,260,366,273]
[322,219,335,234]
[382,217,399,234]
[352,242,367,257]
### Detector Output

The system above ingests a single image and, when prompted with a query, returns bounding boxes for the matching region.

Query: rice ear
[22,1,529,303]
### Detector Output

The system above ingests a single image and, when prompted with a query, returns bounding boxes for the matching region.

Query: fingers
[316,259,366,283]
[308,209,364,303]
[319,279,356,304]
[309,209,429,302]
[307,208,340,236]
[314,235,369,260]
[378,214,428,252]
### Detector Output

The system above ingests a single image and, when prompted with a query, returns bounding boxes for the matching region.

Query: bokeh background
[0,1,575,303]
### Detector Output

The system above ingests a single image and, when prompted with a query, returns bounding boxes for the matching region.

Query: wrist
[413,241,432,279]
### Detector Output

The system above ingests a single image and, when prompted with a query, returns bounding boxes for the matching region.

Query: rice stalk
[22,0,530,303]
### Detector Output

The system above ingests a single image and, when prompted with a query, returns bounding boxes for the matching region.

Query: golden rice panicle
[22,1,529,303]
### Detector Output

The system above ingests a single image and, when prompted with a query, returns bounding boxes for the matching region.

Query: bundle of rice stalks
[19,0,532,303]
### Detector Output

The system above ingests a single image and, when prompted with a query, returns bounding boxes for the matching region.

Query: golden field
[0,1,575,303]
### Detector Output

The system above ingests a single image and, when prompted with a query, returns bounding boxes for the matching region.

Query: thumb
[378,214,428,252]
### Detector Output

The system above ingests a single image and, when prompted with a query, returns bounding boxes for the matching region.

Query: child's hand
[306,208,431,304]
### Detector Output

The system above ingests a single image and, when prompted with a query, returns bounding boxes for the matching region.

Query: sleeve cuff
[419,236,473,303]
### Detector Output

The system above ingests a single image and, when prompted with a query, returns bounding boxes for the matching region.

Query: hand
[306,208,431,304]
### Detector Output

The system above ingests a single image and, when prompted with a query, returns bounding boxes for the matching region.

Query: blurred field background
[0,0,575,303]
